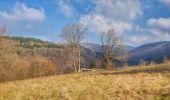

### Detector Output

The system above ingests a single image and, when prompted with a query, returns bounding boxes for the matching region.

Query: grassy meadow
[0,63,170,100]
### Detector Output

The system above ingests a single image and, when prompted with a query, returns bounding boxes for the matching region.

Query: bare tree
[61,23,85,73]
[0,25,19,82]
[0,25,6,39]
[163,56,169,63]
[101,29,125,69]
[0,25,7,61]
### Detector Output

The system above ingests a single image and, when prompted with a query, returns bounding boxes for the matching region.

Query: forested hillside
[0,36,99,82]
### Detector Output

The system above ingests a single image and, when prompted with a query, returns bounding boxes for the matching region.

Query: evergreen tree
[89,60,96,69]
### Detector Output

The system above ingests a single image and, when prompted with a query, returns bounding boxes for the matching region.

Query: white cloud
[127,28,170,46]
[148,28,170,39]
[160,0,170,7]
[57,1,74,18]
[147,18,170,29]
[128,34,151,46]
[79,0,142,34]
[0,3,45,22]
[80,14,132,34]
[93,0,142,21]
[145,17,170,45]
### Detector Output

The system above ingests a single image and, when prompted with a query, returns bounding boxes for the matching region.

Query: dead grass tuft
[0,63,170,100]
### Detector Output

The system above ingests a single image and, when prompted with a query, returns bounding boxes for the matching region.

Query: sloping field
[0,64,170,100]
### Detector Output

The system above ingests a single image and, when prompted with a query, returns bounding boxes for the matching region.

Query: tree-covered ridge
[7,36,61,49]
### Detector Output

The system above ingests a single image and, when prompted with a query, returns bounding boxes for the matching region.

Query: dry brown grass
[0,64,170,100]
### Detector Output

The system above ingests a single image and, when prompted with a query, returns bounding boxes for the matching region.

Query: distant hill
[81,43,103,53]
[7,36,170,66]
[128,41,170,65]
[81,43,134,53]
[125,45,135,51]
[82,42,170,66]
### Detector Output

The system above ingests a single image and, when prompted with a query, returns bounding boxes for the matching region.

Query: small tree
[149,61,156,66]
[138,59,149,71]
[123,63,128,68]
[139,59,146,66]
[0,25,6,37]
[163,56,169,63]
[89,60,96,69]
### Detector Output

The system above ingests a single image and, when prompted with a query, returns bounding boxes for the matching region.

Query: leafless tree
[0,25,19,82]
[61,23,85,72]
[101,29,125,69]
[163,56,169,63]
[0,25,6,39]
[0,25,7,60]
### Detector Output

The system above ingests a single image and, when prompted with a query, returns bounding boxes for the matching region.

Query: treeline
[8,36,61,48]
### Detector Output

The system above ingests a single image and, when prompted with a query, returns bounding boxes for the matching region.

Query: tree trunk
[78,44,81,72]
[73,48,77,73]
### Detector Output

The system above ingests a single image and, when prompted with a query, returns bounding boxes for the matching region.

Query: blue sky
[0,0,170,46]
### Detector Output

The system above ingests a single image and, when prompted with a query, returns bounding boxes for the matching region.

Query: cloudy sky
[0,0,170,46]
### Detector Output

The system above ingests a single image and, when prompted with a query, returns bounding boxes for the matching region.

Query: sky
[0,0,170,46]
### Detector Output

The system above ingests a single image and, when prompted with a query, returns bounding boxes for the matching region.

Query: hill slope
[81,43,135,53]
[128,41,170,65]
[5,36,170,67]
[0,63,170,100]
